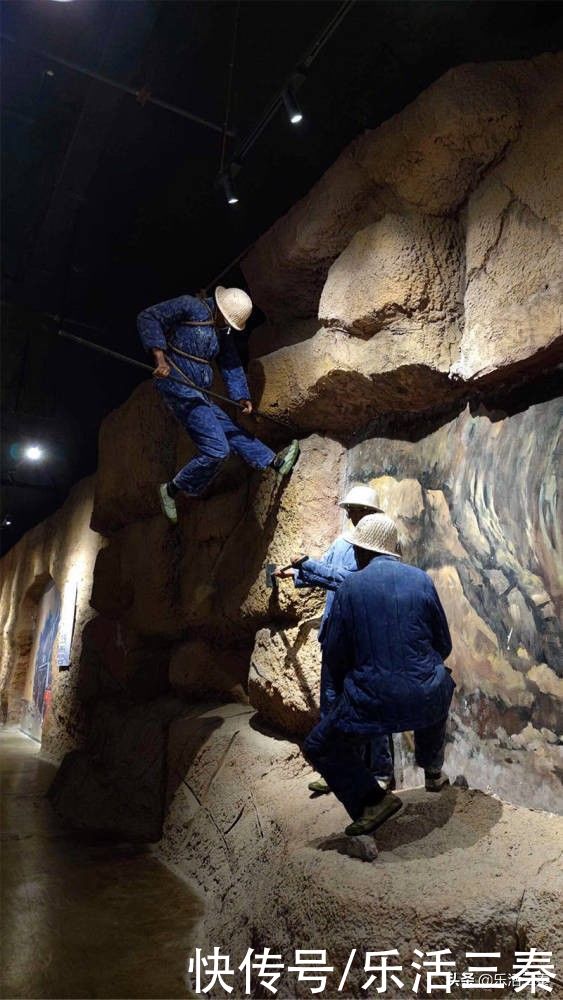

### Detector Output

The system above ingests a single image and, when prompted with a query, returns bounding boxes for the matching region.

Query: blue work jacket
[294,537,358,644]
[137,294,250,402]
[323,556,454,735]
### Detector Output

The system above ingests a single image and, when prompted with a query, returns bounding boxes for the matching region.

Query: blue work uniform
[137,294,275,496]
[294,537,393,779]
[304,556,454,819]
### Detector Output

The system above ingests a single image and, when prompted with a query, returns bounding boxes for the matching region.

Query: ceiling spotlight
[24,445,44,462]
[282,86,303,125]
[221,172,239,206]
[1,517,12,528]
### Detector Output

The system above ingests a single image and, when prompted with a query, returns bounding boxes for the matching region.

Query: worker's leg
[319,652,338,718]
[364,734,394,782]
[166,397,231,495]
[209,402,275,470]
[413,716,449,774]
[304,716,384,820]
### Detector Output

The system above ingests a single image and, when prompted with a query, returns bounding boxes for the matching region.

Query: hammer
[265,556,308,589]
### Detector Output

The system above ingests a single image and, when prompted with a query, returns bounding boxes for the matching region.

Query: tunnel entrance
[20,578,61,742]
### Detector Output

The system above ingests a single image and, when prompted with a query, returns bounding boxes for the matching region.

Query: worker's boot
[308,778,331,795]
[425,769,449,792]
[158,483,178,524]
[345,793,402,837]
[273,439,300,477]
[375,774,396,792]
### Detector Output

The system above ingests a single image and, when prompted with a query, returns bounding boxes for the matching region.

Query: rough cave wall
[0,53,561,840]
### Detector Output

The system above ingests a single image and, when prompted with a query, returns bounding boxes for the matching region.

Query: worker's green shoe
[345,793,403,837]
[274,439,300,477]
[308,778,331,795]
[158,483,178,524]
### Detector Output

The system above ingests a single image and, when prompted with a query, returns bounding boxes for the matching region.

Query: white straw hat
[339,484,382,512]
[215,286,253,331]
[343,513,401,558]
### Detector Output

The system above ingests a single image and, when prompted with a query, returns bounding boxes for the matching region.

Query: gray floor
[1,727,201,999]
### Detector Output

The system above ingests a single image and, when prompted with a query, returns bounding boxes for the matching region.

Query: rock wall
[244,53,562,432]
[0,52,561,988]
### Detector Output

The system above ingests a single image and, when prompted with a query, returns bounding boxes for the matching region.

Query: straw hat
[343,513,401,559]
[339,484,382,512]
[215,286,253,331]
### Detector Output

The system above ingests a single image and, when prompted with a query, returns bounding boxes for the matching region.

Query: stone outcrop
[244,54,563,434]
[319,214,464,339]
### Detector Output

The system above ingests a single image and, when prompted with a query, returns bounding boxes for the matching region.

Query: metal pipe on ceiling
[0,33,233,137]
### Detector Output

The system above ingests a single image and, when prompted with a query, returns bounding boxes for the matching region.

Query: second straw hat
[343,513,401,558]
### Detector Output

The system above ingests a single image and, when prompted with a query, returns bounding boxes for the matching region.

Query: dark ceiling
[1,0,562,553]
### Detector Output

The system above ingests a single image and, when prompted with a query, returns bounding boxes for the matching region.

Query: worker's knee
[202,438,230,462]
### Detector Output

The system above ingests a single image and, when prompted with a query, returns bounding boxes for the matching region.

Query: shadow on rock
[375,786,503,860]
[316,832,378,863]
[309,787,503,863]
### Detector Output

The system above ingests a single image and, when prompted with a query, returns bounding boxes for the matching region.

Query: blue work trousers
[304,713,448,820]
[320,658,394,780]
[162,391,275,496]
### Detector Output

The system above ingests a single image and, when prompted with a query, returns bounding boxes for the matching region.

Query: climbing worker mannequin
[137,287,300,523]
[273,485,395,793]
[303,513,454,837]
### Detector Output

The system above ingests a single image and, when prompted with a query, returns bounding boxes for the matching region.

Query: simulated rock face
[319,214,464,339]
[244,54,563,434]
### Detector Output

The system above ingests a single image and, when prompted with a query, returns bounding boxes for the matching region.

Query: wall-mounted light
[24,445,44,462]
[220,171,239,206]
[1,517,13,529]
[282,86,303,125]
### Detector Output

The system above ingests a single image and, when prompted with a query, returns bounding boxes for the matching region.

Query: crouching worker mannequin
[273,485,394,793]
[303,513,454,838]
[137,286,300,523]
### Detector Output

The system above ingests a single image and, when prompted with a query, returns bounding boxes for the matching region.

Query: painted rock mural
[347,393,562,811]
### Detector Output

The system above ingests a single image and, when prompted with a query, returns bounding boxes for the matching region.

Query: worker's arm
[293,541,356,591]
[428,580,453,661]
[216,330,251,406]
[322,589,351,693]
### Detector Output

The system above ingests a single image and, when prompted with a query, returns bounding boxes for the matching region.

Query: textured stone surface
[248,326,462,436]
[242,58,533,320]
[91,382,181,534]
[169,639,249,704]
[249,622,322,737]
[159,704,563,997]
[319,214,463,339]
[49,696,186,841]
[242,54,562,433]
